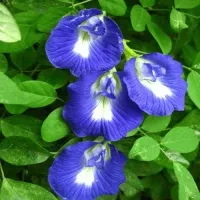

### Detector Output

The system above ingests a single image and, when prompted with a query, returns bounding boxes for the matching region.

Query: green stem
[73,0,93,7]
[57,97,65,103]
[0,161,5,179]
[182,12,200,19]
[183,65,192,71]
[123,40,140,60]
[132,49,148,54]
[30,65,40,77]
[148,8,170,12]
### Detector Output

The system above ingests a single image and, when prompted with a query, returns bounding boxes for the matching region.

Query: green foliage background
[1,0,200,199]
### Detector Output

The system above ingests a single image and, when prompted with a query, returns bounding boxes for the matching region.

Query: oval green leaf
[174,162,200,200]
[1,115,43,144]
[98,0,127,16]
[0,178,56,200]
[10,47,37,70]
[0,136,50,165]
[139,0,156,7]
[0,4,21,43]
[170,8,188,32]
[187,71,200,109]
[41,107,69,142]
[0,54,8,73]
[0,12,43,53]
[161,127,199,153]
[38,68,68,89]
[5,73,32,114]
[0,73,29,105]
[130,5,151,32]
[19,80,57,108]
[175,0,200,9]
[147,21,172,54]
[120,163,143,196]
[37,7,72,33]
[142,116,171,132]
[129,136,160,161]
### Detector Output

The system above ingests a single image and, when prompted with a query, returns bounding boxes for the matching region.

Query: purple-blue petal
[123,53,187,116]
[62,71,143,141]
[48,141,126,200]
[45,8,123,77]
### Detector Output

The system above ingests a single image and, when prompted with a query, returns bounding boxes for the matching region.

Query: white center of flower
[75,167,95,187]
[136,58,173,99]
[92,97,113,121]
[73,32,91,58]
[140,79,173,99]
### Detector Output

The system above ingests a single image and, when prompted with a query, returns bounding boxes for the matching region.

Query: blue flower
[45,8,123,77]
[48,140,126,200]
[123,53,187,116]
[62,70,143,141]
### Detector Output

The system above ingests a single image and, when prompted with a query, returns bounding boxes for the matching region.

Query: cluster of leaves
[1,0,200,199]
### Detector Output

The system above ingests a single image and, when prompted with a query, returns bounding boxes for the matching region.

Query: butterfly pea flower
[123,53,187,116]
[63,70,143,141]
[45,8,123,77]
[48,140,126,200]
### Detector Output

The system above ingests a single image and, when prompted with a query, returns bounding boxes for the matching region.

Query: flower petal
[123,53,187,116]
[63,72,143,141]
[48,141,126,200]
[45,8,123,77]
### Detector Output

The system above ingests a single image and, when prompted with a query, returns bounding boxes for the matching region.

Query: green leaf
[0,72,29,105]
[176,109,200,132]
[174,162,200,200]
[147,21,172,54]
[141,174,170,200]
[187,71,200,109]
[193,51,200,66]
[129,136,160,161]
[10,47,37,70]
[38,68,68,89]
[0,136,50,165]
[12,0,66,11]
[139,0,156,7]
[175,0,200,9]
[0,54,8,73]
[12,73,32,84]
[161,127,199,153]
[1,115,43,144]
[181,45,197,66]
[166,151,190,166]
[120,163,143,196]
[130,5,151,32]
[98,0,127,16]
[126,160,163,177]
[170,8,188,32]
[97,195,117,200]
[194,24,200,51]
[19,80,57,108]
[142,116,171,132]
[4,104,28,114]
[0,11,43,53]
[5,74,31,114]
[127,128,139,137]
[41,107,69,142]
[0,4,21,43]
[0,178,56,200]
[37,7,72,33]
